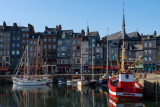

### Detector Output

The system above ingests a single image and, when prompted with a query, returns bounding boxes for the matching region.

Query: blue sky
[0,0,160,37]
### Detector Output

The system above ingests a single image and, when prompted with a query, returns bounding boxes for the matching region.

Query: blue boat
[58,78,67,84]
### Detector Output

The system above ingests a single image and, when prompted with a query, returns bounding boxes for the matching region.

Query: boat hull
[17,80,47,86]
[109,76,143,100]
[58,79,67,84]
[99,78,108,86]
[77,80,88,86]
[89,80,98,87]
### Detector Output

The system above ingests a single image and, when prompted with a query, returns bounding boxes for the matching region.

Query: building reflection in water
[0,84,157,107]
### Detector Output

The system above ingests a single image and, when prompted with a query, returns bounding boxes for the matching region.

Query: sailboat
[108,40,143,100]
[99,30,110,86]
[89,40,97,87]
[16,45,47,86]
[77,39,88,86]
[13,37,48,86]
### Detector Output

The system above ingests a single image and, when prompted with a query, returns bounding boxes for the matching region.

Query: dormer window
[48,31,51,34]
[147,35,150,39]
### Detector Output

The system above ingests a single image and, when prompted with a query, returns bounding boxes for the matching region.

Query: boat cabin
[119,73,134,88]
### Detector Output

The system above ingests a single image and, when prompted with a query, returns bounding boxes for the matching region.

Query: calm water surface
[0,84,159,107]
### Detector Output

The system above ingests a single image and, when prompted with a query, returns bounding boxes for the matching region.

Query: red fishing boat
[109,38,143,100]
[108,73,143,100]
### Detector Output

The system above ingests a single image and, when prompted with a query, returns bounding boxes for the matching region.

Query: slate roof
[108,31,130,40]
[89,31,99,36]
[128,32,141,40]
[108,31,142,41]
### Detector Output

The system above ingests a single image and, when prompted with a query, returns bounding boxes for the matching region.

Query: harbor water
[0,83,159,107]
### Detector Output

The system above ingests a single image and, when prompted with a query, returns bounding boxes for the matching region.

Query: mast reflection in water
[0,84,159,107]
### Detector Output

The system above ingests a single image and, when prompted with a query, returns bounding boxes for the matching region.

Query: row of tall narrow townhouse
[0,20,160,74]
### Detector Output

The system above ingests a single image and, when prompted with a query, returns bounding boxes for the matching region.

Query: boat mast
[106,28,109,74]
[80,39,83,80]
[35,37,39,76]
[120,40,125,73]
[92,39,94,80]
[24,46,27,76]
[27,45,29,76]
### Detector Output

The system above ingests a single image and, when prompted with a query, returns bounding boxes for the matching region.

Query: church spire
[122,2,125,33]
[122,8,125,32]
[86,25,89,36]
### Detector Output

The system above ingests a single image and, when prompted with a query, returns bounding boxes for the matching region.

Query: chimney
[28,24,34,33]
[59,25,62,30]
[81,29,85,37]
[13,23,17,28]
[154,31,157,37]
[45,26,48,31]
[3,21,6,29]
[56,25,58,31]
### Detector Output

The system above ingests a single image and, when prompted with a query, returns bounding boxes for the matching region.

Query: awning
[103,66,118,69]
[0,67,9,71]
[88,65,103,69]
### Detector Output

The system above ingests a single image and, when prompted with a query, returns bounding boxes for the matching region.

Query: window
[62,53,65,56]
[44,45,47,50]
[112,55,114,60]
[73,40,75,44]
[77,59,80,63]
[57,53,60,57]
[77,46,80,50]
[30,47,33,51]
[148,50,151,54]
[30,41,32,45]
[23,40,25,43]
[30,53,32,56]
[149,42,152,47]
[53,38,56,42]
[96,49,99,52]
[34,42,36,45]
[44,38,47,42]
[148,57,152,61]
[53,45,56,49]
[77,52,80,56]
[12,43,15,47]
[16,51,19,55]
[49,38,51,43]
[125,75,129,79]
[144,57,147,61]
[26,34,29,38]
[73,47,75,51]
[77,40,80,44]
[144,50,147,54]
[48,45,51,49]
[17,37,20,40]
[32,36,34,39]
[144,43,147,47]
[12,51,15,55]
[73,53,75,57]
[17,43,20,47]
[38,46,40,51]
[112,49,114,53]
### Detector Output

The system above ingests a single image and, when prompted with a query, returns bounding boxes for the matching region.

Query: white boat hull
[77,80,88,86]
[17,80,47,86]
